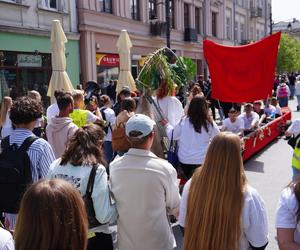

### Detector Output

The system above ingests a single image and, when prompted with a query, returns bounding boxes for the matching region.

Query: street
[171,99,299,250]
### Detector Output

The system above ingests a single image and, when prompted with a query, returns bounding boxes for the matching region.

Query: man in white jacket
[46,92,78,158]
[110,114,180,250]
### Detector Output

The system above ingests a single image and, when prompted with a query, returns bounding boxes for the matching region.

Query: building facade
[273,19,300,41]
[78,0,271,85]
[0,0,80,104]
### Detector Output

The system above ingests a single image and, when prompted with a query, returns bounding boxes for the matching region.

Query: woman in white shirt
[165,95,220,179]
[47,124,117,250]
[276,180,300,249]
[0,96,13,139]
[0,226,14,250]
[181,132,268,250]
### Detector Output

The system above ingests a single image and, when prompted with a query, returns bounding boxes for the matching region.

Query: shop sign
[17,54,42,67]
[96,54,119,67]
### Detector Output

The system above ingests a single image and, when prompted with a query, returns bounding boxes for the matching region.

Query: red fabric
[204,32,281,102]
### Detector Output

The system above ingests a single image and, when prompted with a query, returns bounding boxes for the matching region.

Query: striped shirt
[4,128,55,230]
[9,128,55,181]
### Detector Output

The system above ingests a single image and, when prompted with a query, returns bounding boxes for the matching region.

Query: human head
[85,95,98,112]
[244,103,253,115]
[125,114,155,149]
[72,90,85,109]
[56,91,74,115]
[54,90,64,101]
[253,101,262,112]
[61,124,106,167]
[120,97,136,113]
[27,90,42,102]
[187,95,212,133]
[118,87,131,101]
[228,108,238,121]
[99,95,111,108]
[14,179,88,250]
[0,96,13,126]
[184,132,245,250]
[271,97,278,107]
[10,96,42,129]
[191,84,203,97]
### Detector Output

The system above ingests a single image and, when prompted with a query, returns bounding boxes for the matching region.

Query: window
[149,0,157,19]
[99,0,112,13]
[240,23,245,41]
[44,0,57,9]
[212,12,217,37]
[170,0,175,29]
[195,7,201,34]
[184,3,189,29]
[226,17,232,40]
[131,0,140,20]
[234,21,238,41]
[256,29,260,40]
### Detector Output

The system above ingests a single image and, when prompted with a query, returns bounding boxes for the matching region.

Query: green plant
[180,57,196,81]
[137,48,188,94]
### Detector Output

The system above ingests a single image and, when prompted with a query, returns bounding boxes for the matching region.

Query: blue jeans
[292,167,300,181]
[278,97,288,107]
[296,95,300,107]
[290,85,295,98]
[103,141,113,165]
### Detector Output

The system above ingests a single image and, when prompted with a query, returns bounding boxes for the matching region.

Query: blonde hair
[72,90,84,108]
[0,96,13,127]
[183,132,246,250]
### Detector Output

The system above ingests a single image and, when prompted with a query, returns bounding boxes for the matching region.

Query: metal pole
[165,0,171,48]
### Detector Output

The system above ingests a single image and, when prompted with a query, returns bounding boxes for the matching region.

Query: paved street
[172,99,299,250]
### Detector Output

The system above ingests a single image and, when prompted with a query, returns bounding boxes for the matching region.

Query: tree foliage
[277,33,300,73]
[180,57,196,81]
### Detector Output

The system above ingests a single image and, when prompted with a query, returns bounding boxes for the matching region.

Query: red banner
[204,32,281,102]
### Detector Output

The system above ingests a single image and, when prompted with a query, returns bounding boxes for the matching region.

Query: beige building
[78,0,271,85]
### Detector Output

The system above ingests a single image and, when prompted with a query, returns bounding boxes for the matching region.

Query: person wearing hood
[46,91,78,159]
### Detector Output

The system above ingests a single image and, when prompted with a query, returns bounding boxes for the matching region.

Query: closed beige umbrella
[116,29,136,94]
[47,20,74,103]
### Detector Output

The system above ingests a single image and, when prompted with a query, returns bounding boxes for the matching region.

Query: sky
[272,0,300,23]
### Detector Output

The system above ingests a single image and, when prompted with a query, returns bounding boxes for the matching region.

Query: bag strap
[18,136,39,154]
[169,130,174,150]
[1,136,10,149]
[85,166,97,196]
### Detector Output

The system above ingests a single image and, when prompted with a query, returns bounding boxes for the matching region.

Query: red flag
[204,32,281,102]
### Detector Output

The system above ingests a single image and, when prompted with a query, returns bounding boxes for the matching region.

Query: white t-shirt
[100,107,116,141]
[276,186,300,244]
[179,180,268,250]
[264,105,276,117]
[287,119,300,136]
[1,112,13,138]
[239,112,259,130]
[46,103,59,121]
[166,117,220,164]
[222,117,244,134]
[0,227,14,250]
[154,96,184,126]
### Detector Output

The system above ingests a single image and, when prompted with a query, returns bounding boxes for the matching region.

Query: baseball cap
[125,114,156,138]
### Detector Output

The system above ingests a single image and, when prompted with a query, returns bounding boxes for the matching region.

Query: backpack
[100,108,112,134]
[278,85,289,98]
[112,123,131,152]
[0,136,38,213]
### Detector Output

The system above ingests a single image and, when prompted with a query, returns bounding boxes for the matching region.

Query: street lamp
[287,22,292,33]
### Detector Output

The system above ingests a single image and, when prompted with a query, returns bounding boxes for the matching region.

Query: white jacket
[47,159,117,233]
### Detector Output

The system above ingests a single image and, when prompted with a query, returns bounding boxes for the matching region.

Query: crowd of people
[0,73,299,250]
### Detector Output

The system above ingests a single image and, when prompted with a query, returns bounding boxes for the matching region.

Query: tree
[277,33,300,73]
[180,57,196,81]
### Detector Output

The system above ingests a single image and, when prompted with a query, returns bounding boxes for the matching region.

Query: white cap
[125,114,156,138]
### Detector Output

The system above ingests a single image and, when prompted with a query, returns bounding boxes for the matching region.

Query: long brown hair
[183,132,246,250]
[14,179,88,250]
[187,95,212,133]
[60,124,106,167]
[0,96,12,126]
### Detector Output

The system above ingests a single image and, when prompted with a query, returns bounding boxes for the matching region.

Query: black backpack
[100,108,112,134]
[0,136,38,213]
